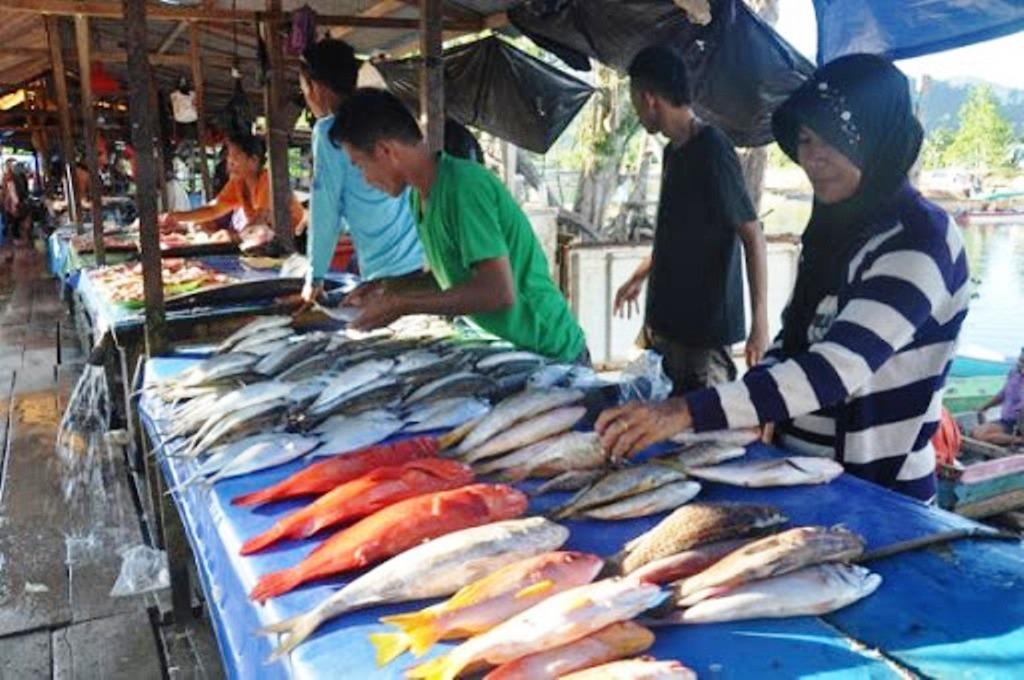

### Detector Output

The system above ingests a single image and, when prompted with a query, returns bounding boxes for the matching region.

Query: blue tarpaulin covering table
[140,355,1024,679]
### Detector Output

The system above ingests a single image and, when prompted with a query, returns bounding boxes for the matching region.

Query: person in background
[614,45,769,394]
[159,133,305,244]
[330,88,589,363]
[3,159,30,248]
[597,54,969,501]
[297,38,424,308]
[971,348,1024,446]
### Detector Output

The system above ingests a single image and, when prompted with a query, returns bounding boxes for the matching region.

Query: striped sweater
[687,187,970,500]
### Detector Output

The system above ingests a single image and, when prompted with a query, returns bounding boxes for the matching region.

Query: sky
[774,0,1024,90]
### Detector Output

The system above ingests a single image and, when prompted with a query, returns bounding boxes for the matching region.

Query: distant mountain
[913,77,1024,136]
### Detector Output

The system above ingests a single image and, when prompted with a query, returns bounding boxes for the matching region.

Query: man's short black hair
[226,132,266,165]
[628,44,692,107]
[300,39,360,96]
[330,88,423,153]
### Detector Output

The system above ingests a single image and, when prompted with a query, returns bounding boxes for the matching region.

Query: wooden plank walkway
[0,244,223,679]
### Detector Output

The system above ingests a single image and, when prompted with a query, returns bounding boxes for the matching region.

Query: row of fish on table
[146,315,882,678]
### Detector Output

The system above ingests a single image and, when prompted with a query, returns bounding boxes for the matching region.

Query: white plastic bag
[618,349,674,403]
[109,545,169,597]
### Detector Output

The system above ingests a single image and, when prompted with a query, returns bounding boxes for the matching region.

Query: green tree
[943,85,1014,169]
[920,127,955,169]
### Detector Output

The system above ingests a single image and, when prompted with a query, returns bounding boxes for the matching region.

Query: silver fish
[686,456,844,488]
[403,372,497,406]
[579,481,702,521]
[655,441,747,470]
[456,389,584,455]
[672,563,882,624]
[255,334,331,377]
[403,397,492,433]
[166,433,314,494]
[461,406,587,464]
[237,338,292,357]
[183,398,289,458]
[261,517,570,659]
[286,378,329,409]
[232,326,295,353]
[393,350,448,375]
[313,412,404,457]
[615,503,788,575]
[476,431,607,481]
[533,469,607,495]
[674,526,865,606]
[181,381,293,451]
[216,315,292,354]
[277,352,345,383]
[316,379,404,419]
[476,350,545,371]
[156,353,258,394]
[671,428,760,447]
[204,434,320,485]
[527,363,574,389]
[552,465,688,519]
[310,359,395,412]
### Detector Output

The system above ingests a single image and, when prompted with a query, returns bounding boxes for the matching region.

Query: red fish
[231,436,437,507]
[249,484,528,602]
[240,459,475,555]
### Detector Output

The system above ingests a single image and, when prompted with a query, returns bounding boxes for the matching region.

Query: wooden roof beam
[2,1,482,30]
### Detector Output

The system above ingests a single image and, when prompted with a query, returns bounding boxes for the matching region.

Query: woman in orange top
[159,133,305,240]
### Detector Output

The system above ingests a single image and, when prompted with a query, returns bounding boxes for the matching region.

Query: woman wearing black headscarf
[597,54,970,501]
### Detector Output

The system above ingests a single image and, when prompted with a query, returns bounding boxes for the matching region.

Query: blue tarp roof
[814,0,1024,64]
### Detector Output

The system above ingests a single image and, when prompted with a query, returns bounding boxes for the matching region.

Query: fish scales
[674,526,866,605]
[617,503,787,575]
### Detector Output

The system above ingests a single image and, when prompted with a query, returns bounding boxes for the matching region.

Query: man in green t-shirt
[329,88,588,363]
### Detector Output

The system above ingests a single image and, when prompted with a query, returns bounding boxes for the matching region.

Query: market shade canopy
[508,0,813,147]
[813,0,1024,64]
[375,36,595,154]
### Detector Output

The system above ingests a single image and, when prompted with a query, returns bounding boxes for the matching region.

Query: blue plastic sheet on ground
[141,356,1024,679]
[814,0,1024,63]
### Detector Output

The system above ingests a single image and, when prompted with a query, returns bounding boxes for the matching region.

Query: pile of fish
[137,314,884,676]
[145,316,621,494]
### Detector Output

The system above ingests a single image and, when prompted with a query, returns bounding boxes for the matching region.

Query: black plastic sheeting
[508,0,814,147]
[375,36,595,154]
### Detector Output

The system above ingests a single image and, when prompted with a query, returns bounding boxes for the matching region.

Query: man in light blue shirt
[298,39,424,304]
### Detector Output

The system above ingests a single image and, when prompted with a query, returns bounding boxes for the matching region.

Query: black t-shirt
[645,124,757,347]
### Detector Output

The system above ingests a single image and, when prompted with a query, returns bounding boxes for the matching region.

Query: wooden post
[122,0,167,358]
[262,1,295,253]
[419,0,444,153]
[74,14,106,265]
[189,22,212,200]
[46,16,79,225]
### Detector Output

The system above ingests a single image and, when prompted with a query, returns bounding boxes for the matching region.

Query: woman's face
[797,125,862,204]
[226,142,260,179]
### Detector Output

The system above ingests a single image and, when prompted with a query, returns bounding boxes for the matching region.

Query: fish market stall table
[137,353,1024,679]
[69,254,356,430]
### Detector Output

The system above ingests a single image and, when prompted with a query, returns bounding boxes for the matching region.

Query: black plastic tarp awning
[507,0,814,147]
[813,0,1024,64]
[375,36,595,154]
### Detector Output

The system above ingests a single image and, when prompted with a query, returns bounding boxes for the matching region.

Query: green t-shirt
[411,154,586,362]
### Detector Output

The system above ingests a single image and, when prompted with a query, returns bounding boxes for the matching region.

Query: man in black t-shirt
[614,44,768,395]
